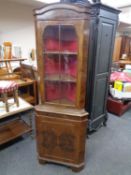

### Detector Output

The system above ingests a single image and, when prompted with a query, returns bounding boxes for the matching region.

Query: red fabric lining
[45,82,76,102]
[44,38,59,51]
[61,40,77,52]
[45,56,77,78]
[44,38,77,52]
[62,57,77,77]
[45,56,60,75]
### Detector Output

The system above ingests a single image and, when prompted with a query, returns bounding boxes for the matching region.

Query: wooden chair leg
[14,89,19,107]
[3,93,9,112]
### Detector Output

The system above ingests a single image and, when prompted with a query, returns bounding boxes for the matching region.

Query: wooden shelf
[44,51,77,55]
[0,58,27,62]
[0,67,8,75]
[0,74,20,80]
[46,98,75,106]
[15,78,35,86]
[20,94,35,104]
[0,97,33,120]
[0,119,31,145]
[14,79,37,105]
[0,58,27,74]
[45,74,76,82]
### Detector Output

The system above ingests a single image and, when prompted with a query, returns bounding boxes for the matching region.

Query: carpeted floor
[0,109,131,175]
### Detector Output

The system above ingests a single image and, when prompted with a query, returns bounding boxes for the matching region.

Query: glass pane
[59,55,77,105]
[60,82,76,105]
[43,25,78,105]
[60,26,77,105]
[45,81,60,103]
[61,55,77,80]
[43,25,60,103]
[45,55,60,80]
[44,26,59,52]
[60,26,78,52]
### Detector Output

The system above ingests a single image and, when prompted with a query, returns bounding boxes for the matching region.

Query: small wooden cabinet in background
[113,35,131,62]
[112,36,122,61]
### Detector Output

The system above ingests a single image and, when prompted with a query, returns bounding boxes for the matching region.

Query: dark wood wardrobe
[85,3,120,131]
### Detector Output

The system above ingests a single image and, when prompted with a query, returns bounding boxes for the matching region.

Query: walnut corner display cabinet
[34,1,90,172]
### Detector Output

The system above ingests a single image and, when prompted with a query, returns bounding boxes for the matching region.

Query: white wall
[120,6,131,24]
[0,1,36,58]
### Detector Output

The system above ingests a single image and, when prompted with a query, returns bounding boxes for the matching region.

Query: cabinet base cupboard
[35,105,88,172]
[34,2,90,171]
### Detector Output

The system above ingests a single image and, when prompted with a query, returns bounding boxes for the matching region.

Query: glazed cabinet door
[36,20,89,108]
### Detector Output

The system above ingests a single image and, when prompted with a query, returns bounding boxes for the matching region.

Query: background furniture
[118,60,131,69]
[0,58,26,75]
[34,2,89,171]
[107,70,131,116]
[85,3,120,131]
[0,80,19,112]
[113,35,131,62]
[3,42,12,60]
[107,96,131,116]
[20,63,35,80]
[0,59,37,105]
[0,97,33,146]
[15,78,37,105]
[17,63,38,105]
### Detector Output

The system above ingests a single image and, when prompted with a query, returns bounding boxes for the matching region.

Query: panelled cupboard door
[90,17,117,128]
[36,20,89,109]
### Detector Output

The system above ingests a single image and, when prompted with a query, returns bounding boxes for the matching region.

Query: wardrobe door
[89,17,117,129]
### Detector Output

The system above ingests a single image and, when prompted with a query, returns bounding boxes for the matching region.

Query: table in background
[0,97,34,146]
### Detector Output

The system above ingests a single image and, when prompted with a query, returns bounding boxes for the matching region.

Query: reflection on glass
[45,55,60,77]
[44,26,59,51]
[61,55,77,78]
[61,26,78,52]
[45,82,76,104]
[60,82,76,103]
[45,81,60,102]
